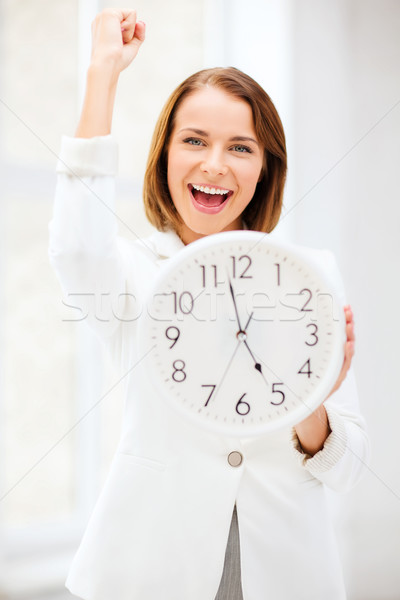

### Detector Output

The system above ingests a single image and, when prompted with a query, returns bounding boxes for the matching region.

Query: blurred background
[0,0,399,598]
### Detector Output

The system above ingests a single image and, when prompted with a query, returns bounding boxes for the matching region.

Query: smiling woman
[47,7,369,600]
[144,67,287,239]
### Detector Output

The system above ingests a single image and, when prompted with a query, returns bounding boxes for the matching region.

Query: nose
[200,147,228,177]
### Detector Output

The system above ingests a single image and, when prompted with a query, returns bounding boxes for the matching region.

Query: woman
[49,9,369,599]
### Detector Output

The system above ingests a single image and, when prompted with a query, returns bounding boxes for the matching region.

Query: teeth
[192,184,230,195]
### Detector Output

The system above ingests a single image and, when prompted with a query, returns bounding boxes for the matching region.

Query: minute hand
[228,280,243,331]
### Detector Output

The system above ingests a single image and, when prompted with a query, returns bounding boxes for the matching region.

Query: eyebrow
[177,128,259,145]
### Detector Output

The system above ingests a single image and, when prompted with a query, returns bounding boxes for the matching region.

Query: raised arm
[76,8,145,138]
[49,9,146,342]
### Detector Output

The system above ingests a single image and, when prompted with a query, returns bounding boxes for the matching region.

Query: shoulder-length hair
[143,67,287,234]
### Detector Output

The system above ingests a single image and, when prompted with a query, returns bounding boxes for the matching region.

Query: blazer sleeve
[291,249,371,493]
[48,135,130,340]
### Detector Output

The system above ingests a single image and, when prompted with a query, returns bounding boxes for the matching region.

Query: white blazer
[49,136,370,600]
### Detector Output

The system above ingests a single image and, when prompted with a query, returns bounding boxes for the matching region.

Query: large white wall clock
[139,230,345,436]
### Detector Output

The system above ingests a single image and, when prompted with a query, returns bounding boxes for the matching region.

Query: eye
[232,144,252,154]
[183,137,204,146]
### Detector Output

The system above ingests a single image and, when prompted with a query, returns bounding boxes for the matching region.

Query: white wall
[289,2,400,598]
[221,1,400,598]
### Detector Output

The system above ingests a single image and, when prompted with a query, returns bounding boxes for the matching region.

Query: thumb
[126,20,146,49]
[120,20,146,69]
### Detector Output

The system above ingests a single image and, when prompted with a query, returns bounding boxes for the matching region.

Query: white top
[49,135,370,600]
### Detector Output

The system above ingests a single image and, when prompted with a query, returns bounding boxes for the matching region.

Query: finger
[122,19,145,47]
[328,332,355,399]
[341,329,355,373]
[120,9,138,41]
[344,339,355,369]
[122,23,145,59]
[347,338,355,358]
[344,305,353,324]
[120,8,137,26]
[134,20,146,42]
[346,320,355,342]
[346,338,355,362]
[338,341,354,386]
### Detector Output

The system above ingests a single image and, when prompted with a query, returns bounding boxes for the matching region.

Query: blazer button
[228,451,243,467]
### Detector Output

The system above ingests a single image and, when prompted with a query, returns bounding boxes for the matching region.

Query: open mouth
[188,183,233,209]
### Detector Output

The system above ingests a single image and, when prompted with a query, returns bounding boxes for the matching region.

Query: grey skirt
[214,505,243,600]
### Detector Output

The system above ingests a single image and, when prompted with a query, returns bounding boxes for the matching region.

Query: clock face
[139,231,345,436]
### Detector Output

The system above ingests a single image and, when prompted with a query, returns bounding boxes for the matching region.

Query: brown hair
[143,67,287,234]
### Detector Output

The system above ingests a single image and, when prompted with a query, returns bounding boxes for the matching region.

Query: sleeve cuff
[56,135,118,177]
[291,406,347,475]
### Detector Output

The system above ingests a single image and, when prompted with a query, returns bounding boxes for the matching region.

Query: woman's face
[167,87,264,245]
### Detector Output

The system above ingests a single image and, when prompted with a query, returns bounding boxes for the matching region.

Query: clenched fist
[90,8,145,75]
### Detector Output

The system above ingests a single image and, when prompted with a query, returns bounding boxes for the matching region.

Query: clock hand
[235,311,257,362]
[239,336,269,386]
[228,276,243,332]
[243,339,262,373]
[241,312,270,385]
[227,281,270,385]
[227,287,269,384]
[212,340,242,403]
[244,311,254,331]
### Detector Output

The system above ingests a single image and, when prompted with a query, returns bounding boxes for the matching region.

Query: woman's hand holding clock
[294,305,355,455]
[327,305,355,398]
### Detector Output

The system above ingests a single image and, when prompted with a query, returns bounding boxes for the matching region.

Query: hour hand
[243,338,269,386]
[243,339,262,374]
[237,312,269,385]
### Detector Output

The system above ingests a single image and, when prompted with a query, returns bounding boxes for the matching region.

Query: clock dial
[139,231,345,436]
